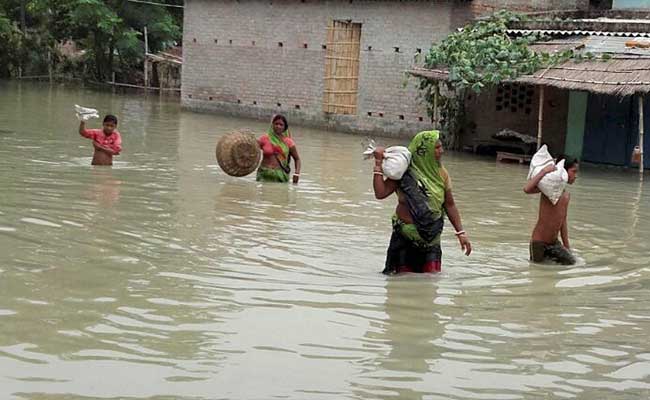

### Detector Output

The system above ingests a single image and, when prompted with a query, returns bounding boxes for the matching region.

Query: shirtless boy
[523,156,579,265]
[79,115,122,166]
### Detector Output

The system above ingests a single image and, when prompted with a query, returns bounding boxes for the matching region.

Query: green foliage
[0,0,182,81]
[417,11,577,148]
[422,10,573,93]
[0,11,21,77]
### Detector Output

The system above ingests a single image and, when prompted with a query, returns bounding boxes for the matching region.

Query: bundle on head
[216,129,261,177]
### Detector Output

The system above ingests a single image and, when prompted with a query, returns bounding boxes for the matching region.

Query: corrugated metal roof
[529,38,588,54]
[409,37,650,96]
[584,36,650,56]
[507,29,650,38]
[577,18,650,24]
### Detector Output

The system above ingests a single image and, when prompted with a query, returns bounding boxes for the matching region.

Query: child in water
[524,156,579,265]
[79,115,122,166]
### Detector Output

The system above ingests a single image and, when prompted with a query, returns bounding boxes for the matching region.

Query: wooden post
[20,0,26,32]
[433,83,439,129]
[47,50,52,82]
[639,95,645,178]
[19,0,25,79]
[144,26,149,89]
[537,86,545,150]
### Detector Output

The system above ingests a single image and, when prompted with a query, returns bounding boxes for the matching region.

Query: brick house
[412,4,650,169]
[181,0,589,137]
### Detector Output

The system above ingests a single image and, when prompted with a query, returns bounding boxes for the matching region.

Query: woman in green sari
[257,114,302,184]
[372,130,472,274]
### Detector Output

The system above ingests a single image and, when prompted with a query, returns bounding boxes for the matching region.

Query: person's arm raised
[523,164,556,194]
[79,121,93,139]
[372,147,398,199]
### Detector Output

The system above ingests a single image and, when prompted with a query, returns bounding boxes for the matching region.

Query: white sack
[362,140,412,180]
[74,104,99,121]
[527,145,568,205]
[381,146,412,180]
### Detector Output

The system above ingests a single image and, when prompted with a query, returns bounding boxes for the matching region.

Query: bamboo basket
[216,130,261,177]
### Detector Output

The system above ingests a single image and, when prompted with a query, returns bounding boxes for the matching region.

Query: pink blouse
[258,134,295,156]
[81,129,122,154]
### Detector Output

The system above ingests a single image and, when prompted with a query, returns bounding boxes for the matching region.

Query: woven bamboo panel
[323,20,361,115]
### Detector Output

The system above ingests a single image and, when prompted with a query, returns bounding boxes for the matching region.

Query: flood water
[1,81,650,399]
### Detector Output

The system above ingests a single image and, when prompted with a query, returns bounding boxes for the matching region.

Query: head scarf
[407,130,445,215]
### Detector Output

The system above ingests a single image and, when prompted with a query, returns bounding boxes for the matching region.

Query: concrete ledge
[181,98,432,139]
[509,9,650,33]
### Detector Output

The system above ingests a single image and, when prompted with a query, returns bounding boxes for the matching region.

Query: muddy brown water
[1,81,650,399]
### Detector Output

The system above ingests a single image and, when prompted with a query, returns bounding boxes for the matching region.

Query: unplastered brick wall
[181,0,475,137]
[463,85,569,155]
[472,0,588,11]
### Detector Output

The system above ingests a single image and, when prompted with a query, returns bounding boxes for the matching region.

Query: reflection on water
[1,81,650,399]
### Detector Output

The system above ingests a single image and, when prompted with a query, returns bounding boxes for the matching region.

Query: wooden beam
[47,50,53,82]
[537,86,545,150]
[433,83,438,129]
[144,26,149,89]
[640,95,645,178]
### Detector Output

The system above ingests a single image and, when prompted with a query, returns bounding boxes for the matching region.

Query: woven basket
[216,130,261,177]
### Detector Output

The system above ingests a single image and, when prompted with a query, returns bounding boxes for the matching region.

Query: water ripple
[1,82,649,399]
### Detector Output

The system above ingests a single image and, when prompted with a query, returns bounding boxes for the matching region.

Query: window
[323,20,362,115]
[496,84,534,115]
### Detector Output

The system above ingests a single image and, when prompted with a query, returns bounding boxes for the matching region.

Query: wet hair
[272,114,288,132]
[557,154,579,170]
[103,114,118,125]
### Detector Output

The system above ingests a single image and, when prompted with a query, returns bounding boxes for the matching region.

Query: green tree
[1,0,61,77]
[422,11,572,94]
[0,11,21,77]
[417,11,574,148]
[0,0,182,81]
[58,0,181,80]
